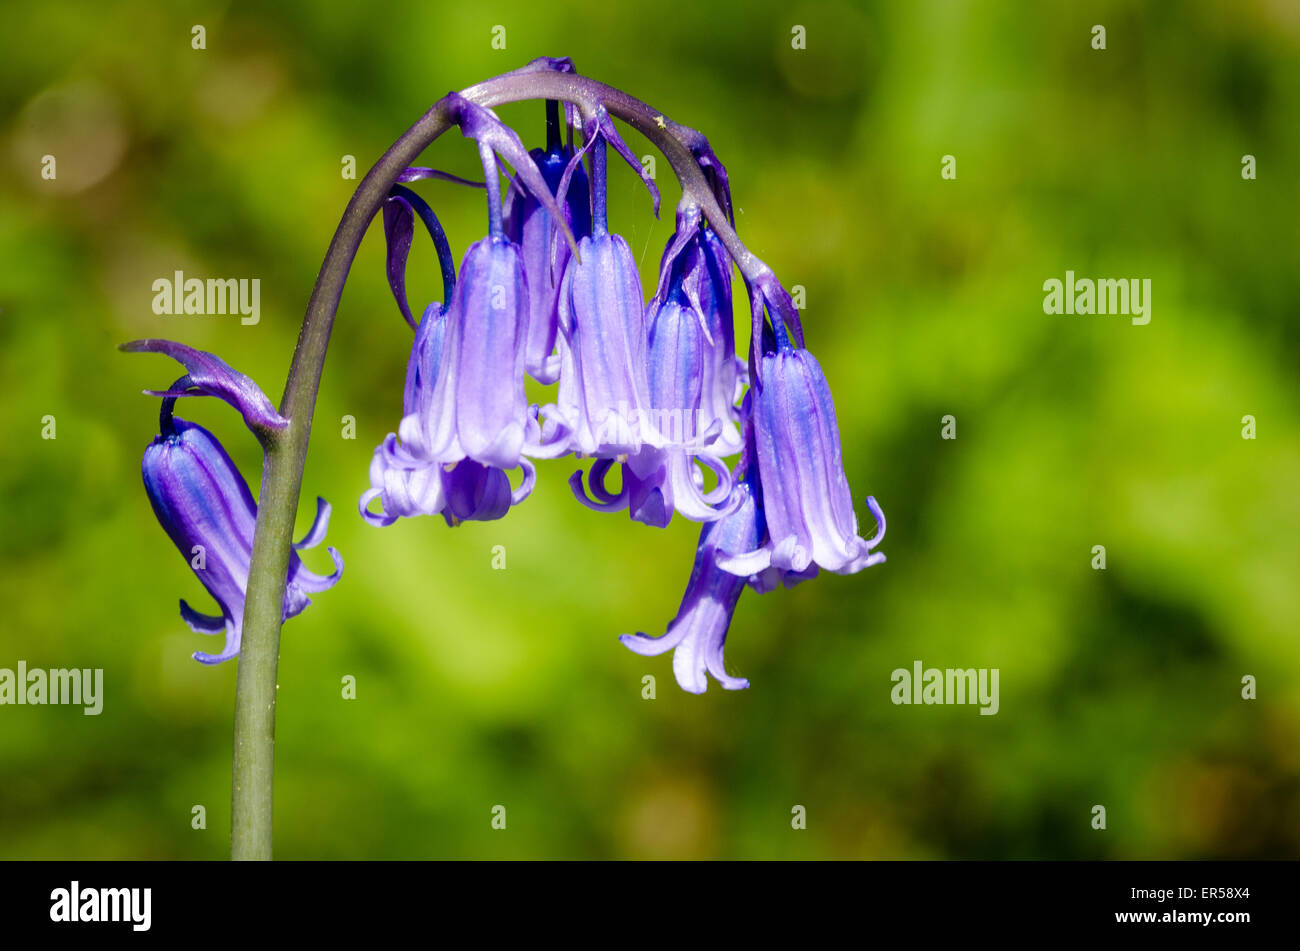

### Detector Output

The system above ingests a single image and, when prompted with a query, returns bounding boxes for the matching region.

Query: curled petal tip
[294,497,333,550]
[121,338,287,433]
[569,467,628,514]
[192,649,237,666]
[715,547,772,576]
[619,630,684,657]
[358,487,398,527]
[864,495,886,548]
[179,599,224,635]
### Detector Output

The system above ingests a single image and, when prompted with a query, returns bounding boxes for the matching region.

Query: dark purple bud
[446,92,579,259]
[142,418,341,665]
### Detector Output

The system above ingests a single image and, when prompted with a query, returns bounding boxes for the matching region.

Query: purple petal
[404,303,448,418]
[193,644,241,666]
[743,348,885,576]
[382,196,419,329]
[620,479,764,692]
[360,436,448,524]
[121,339,286,433]
[509,143,591,384]
[179,599,225,634]
[646,209,743,459]
[442,460,513,524]
[511,459,537,506]
[294,497,332,551]
[290,545,344,595]
[399,238,529,469]
[569,465,628,514]
[547,233,659,457]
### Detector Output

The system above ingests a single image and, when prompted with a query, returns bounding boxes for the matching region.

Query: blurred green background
[2,0,1298,859]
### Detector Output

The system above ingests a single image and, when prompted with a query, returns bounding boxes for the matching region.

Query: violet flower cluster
[122,60,884,690]
[358,80,886,692]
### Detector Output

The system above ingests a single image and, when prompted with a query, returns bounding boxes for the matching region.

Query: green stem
[230,65,773,860]
[230,99,459,860]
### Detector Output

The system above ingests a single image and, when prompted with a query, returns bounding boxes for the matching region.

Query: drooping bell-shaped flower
[651,202,743,457]
[395,94,577,471]
[123,339,341,664]
[544,230,657,457]
[535,108,664,459]
[568,203,742,527]
[398,233,531,468]
[362,302,536,527]
[695,226,745,456]
[714,297,886,577]
[619,473,768,693]
[363,300,451,524]
[504,99,592,384]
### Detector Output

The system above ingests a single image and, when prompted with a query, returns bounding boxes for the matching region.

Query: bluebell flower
[568,204,740,526]
[124,339,341,664]
[362,302,536,526]
[541,229,659,457]
[394,94,576,472]
[398,234,532,469]
[650,203,743,457]
[619,473,766,693]
[535,108,664,459]
[621,378,880,692]
[364,96,566,525]
[716,310,886,577]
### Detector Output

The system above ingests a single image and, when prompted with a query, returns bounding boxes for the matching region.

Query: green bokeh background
[2,0,1298,859]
